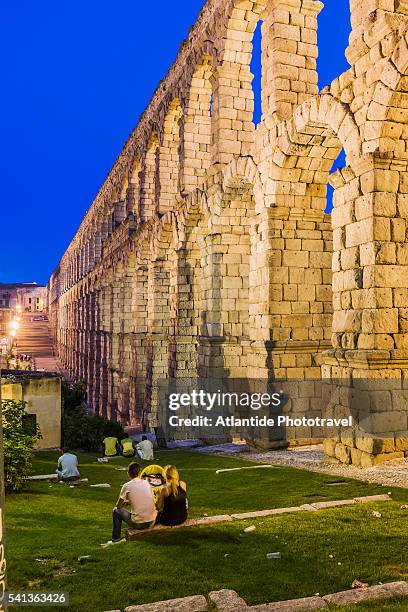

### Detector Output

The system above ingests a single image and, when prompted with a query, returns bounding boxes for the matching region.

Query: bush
[2,399,41,493]
[61,381,124,451]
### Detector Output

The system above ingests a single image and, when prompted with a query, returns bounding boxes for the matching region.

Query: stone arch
[159,99,183,213]
[267,93,363,365]
[222,156,261,197]
[141,133,159,221]
[183,54,214,192]
[217,0,268,66]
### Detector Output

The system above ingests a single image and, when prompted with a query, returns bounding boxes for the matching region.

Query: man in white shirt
[108,462,157,545]
[56,447,80,482]
[136,435,154,461]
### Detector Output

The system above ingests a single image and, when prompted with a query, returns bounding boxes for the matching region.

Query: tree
[2,399,41,493]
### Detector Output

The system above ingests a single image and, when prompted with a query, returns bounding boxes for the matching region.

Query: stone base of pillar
[168,335,198,378]
[321,349,408,466]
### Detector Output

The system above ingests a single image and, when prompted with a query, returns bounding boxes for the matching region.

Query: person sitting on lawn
[102,436,120,457]
[120,434,136,458]
[135,435,154,460]
[56,447,80,482]
[105,462,157,546]
[156,465,188,526]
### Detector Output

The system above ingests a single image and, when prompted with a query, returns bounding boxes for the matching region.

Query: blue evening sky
[1,1,350,285]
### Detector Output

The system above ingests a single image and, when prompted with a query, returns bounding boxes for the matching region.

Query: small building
[1,370,61,450]
[0,282,46,313]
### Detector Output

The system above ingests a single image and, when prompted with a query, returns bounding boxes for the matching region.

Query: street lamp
[9,321,19,333]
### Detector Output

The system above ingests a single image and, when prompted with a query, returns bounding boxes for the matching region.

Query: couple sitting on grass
[106,462,188,546]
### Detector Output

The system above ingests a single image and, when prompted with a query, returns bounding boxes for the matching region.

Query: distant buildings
[0,282,46,312]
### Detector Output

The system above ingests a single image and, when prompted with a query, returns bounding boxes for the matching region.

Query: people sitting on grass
[102,436,120,457]
[56,447,80,482]
[104,462,157,546]
[120,434,136,457]
[156,465,188,526]
[136,435,154,460]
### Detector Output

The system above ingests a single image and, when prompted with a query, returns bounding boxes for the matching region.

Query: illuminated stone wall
[48,0,408,463]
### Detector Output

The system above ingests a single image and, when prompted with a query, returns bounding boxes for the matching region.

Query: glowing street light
[9,320,19,333]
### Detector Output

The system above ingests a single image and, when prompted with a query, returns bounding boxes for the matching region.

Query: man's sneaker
[100,538,126,548]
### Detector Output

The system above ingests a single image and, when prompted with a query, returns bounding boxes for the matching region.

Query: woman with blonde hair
[156,465,188,526]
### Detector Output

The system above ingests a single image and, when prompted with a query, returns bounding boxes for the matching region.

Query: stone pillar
[211,63,254,165]
[94,229,102,263]
[128,161,142,220]
[169,249,201,378]
[114,200,126,225]
[141,138,159,220]
[129,263,148,429]
[323,155,408,466]
[117,274,133,425]
[107,279,121,420]
[198,233,226,377]
[145,258,171,429]
[261,0,323,122]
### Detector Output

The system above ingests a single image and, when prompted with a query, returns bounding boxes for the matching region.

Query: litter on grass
[243,525,256,533]
[372,511,382,518]
[216,465,274,475]
[352,579,369,589]
[114,468,126,471]
[90,483,111,488]
[100,538,125,548]
[266,552,281,559]
[97,458,109,463]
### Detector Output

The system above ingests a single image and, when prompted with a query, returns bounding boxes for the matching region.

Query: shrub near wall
[2,399,41,493]
[61,381,124,451]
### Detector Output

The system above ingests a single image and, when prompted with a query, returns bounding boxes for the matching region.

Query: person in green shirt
[120,434,136,457]
[102,436,120,457]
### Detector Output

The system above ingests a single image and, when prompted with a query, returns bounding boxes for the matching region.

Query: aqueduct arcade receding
[48,0,408,465]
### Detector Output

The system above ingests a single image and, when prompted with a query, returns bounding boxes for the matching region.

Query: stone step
[110,581,408,612]
[127,515,232,540]
[124,595,208,611]
[126,494,391,540]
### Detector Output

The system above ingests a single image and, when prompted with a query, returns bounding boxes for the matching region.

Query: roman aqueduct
[48,0,408,465]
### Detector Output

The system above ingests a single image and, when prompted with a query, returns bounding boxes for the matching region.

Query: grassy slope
[6,450,408,611]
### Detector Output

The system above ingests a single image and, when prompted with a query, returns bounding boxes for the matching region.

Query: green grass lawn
[6,450,408,611]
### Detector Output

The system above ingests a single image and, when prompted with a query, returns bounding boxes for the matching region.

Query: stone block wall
[47,0,408,464]
[1,373,61,450]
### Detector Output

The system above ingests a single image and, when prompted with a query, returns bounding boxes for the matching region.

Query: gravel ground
[203,444,408,489]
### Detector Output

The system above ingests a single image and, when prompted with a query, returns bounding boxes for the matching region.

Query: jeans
[56,470,79,482]
[112,507,155,541]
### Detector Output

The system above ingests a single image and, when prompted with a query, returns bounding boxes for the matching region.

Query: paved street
[15,312,60,372]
